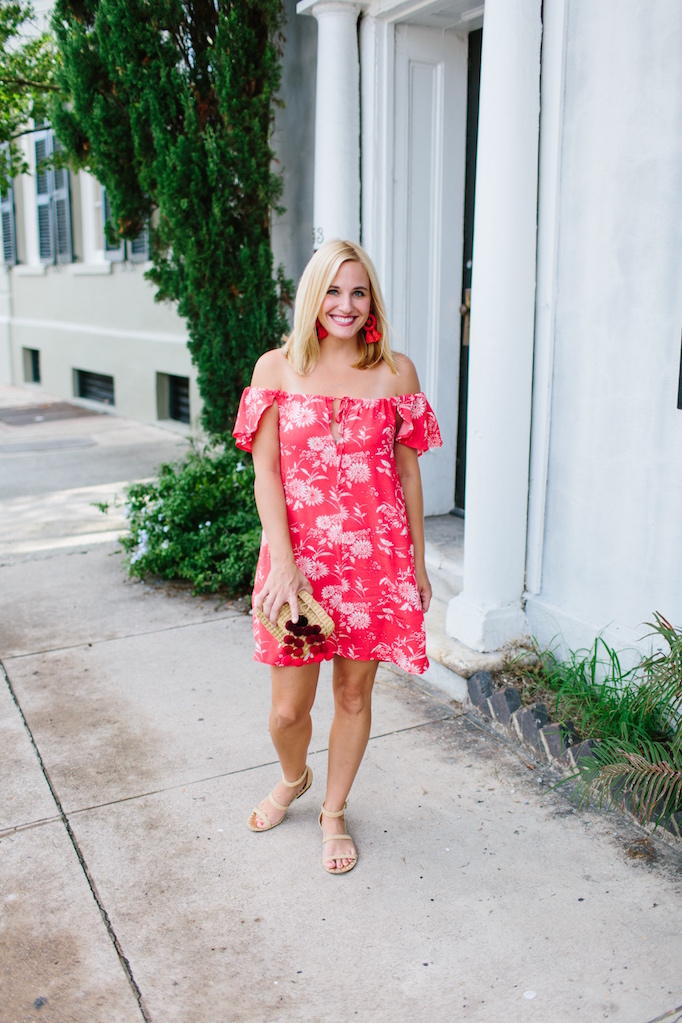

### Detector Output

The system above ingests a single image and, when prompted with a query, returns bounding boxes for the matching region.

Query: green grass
[520,615,682,829]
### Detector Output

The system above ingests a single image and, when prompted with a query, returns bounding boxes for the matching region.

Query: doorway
[391,23,469,516]
[454,27,482,515]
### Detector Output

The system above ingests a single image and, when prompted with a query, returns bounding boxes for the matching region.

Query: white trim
[367,0,483,24]
[360,16,396,308]
[66,262,112,276]
[525,0,568,596]
[12,264,46,276]
[79,170,108,265]
[4,316,188,345]
[424,56,443,404]
[20,135,40,267]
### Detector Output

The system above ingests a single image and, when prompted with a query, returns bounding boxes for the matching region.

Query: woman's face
[318,260,372,341]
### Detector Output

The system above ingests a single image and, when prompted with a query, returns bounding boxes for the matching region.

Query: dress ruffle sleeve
[232,387,278,452]
[395,393,443,456]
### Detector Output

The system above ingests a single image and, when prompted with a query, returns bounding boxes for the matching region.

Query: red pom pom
[282,655,293,666]
[363,312,382,345]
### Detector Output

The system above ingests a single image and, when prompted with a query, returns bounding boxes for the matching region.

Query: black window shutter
[0,179,16,265]
[128,228,149,262]
[52,139,72,264]
[35,131,54,263]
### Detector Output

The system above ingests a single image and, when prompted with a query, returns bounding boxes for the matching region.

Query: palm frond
[572,737,682,827]
[634,613,682,744]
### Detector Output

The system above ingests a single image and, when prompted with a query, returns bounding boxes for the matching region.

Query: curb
[466,670,682,841]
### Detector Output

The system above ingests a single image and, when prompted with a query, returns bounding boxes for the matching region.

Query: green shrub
[118,444,261,595]
[522,616,682,828]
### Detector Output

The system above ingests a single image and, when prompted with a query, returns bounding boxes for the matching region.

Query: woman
[233,239,442,874]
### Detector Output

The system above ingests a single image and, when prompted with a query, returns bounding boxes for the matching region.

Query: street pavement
[1,383,681,1023]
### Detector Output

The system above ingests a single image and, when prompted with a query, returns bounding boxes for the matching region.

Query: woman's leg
[250,662,320,829]
[322,657,379,869]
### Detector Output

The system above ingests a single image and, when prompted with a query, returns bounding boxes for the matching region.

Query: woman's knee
[334,679,373,717]
[270,702,309,732]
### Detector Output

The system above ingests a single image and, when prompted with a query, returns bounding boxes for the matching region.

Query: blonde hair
[282,239,397,376]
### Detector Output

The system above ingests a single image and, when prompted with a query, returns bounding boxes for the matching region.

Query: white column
[298,0,361,245]
[446,0,543,652]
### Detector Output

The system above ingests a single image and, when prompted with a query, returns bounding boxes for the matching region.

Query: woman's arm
[394,442,431,613]
[249,354,311,624]
[392,354,432,612]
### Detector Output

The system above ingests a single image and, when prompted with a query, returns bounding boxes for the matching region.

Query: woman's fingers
[255,569,313,625]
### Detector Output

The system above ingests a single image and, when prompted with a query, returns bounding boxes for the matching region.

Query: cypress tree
[51,0,290,437]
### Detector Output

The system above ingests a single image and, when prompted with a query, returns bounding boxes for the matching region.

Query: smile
[330,315,356,325]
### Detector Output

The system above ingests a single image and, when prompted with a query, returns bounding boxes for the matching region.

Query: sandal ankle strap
[282,765,310,789]
[320,801,347,818]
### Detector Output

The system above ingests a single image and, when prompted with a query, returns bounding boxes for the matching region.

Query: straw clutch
[254,590,335,664]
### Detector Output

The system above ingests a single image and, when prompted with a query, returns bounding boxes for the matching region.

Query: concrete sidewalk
[1,386,681,1023]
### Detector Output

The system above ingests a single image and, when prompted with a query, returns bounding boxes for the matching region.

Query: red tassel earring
[316,319,328,339]
[363,313,382,345]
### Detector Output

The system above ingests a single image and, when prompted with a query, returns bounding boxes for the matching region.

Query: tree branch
[0,76,59,91]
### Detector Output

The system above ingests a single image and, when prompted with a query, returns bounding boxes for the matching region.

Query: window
[102,187,149,262]
[23,348,41,383]
[1,178,16,265]
[75,369,115,405]
[35,130,72,264]
[157,372,190,424]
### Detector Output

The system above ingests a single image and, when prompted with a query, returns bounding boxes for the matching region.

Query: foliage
[50,0,291,437]
[0,0,59,189]
[523,615,682,829]
[571,737,682,828]
[115,444,261,595]
[520,636,663,745]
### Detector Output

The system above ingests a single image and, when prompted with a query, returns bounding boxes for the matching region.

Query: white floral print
[234,388,442,674]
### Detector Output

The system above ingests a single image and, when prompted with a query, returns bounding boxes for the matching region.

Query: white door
[391,24,468,516]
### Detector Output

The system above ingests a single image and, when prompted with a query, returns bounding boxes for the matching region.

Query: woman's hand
[415,564,432,613]
[254,556,313,625]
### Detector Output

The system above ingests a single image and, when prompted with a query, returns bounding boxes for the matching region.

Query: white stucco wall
[526,0,682,657]
[9,266,196,424]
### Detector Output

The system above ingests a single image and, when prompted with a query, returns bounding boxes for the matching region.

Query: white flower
[283,401,317,429]
[297,557,330,581]
[347,608,371,629]
[350,537,373,558]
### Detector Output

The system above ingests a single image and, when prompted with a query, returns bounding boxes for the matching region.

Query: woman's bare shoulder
[251,348,288,389]
[390,352,421,396]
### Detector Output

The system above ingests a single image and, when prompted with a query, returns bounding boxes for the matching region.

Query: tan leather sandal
[318,801,357,874]
[247,765,313,832]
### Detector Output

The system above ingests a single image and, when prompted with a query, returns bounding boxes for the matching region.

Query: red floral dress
[233,388,442,674]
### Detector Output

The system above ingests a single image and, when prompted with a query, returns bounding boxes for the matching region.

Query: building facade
[2,0,681,659]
